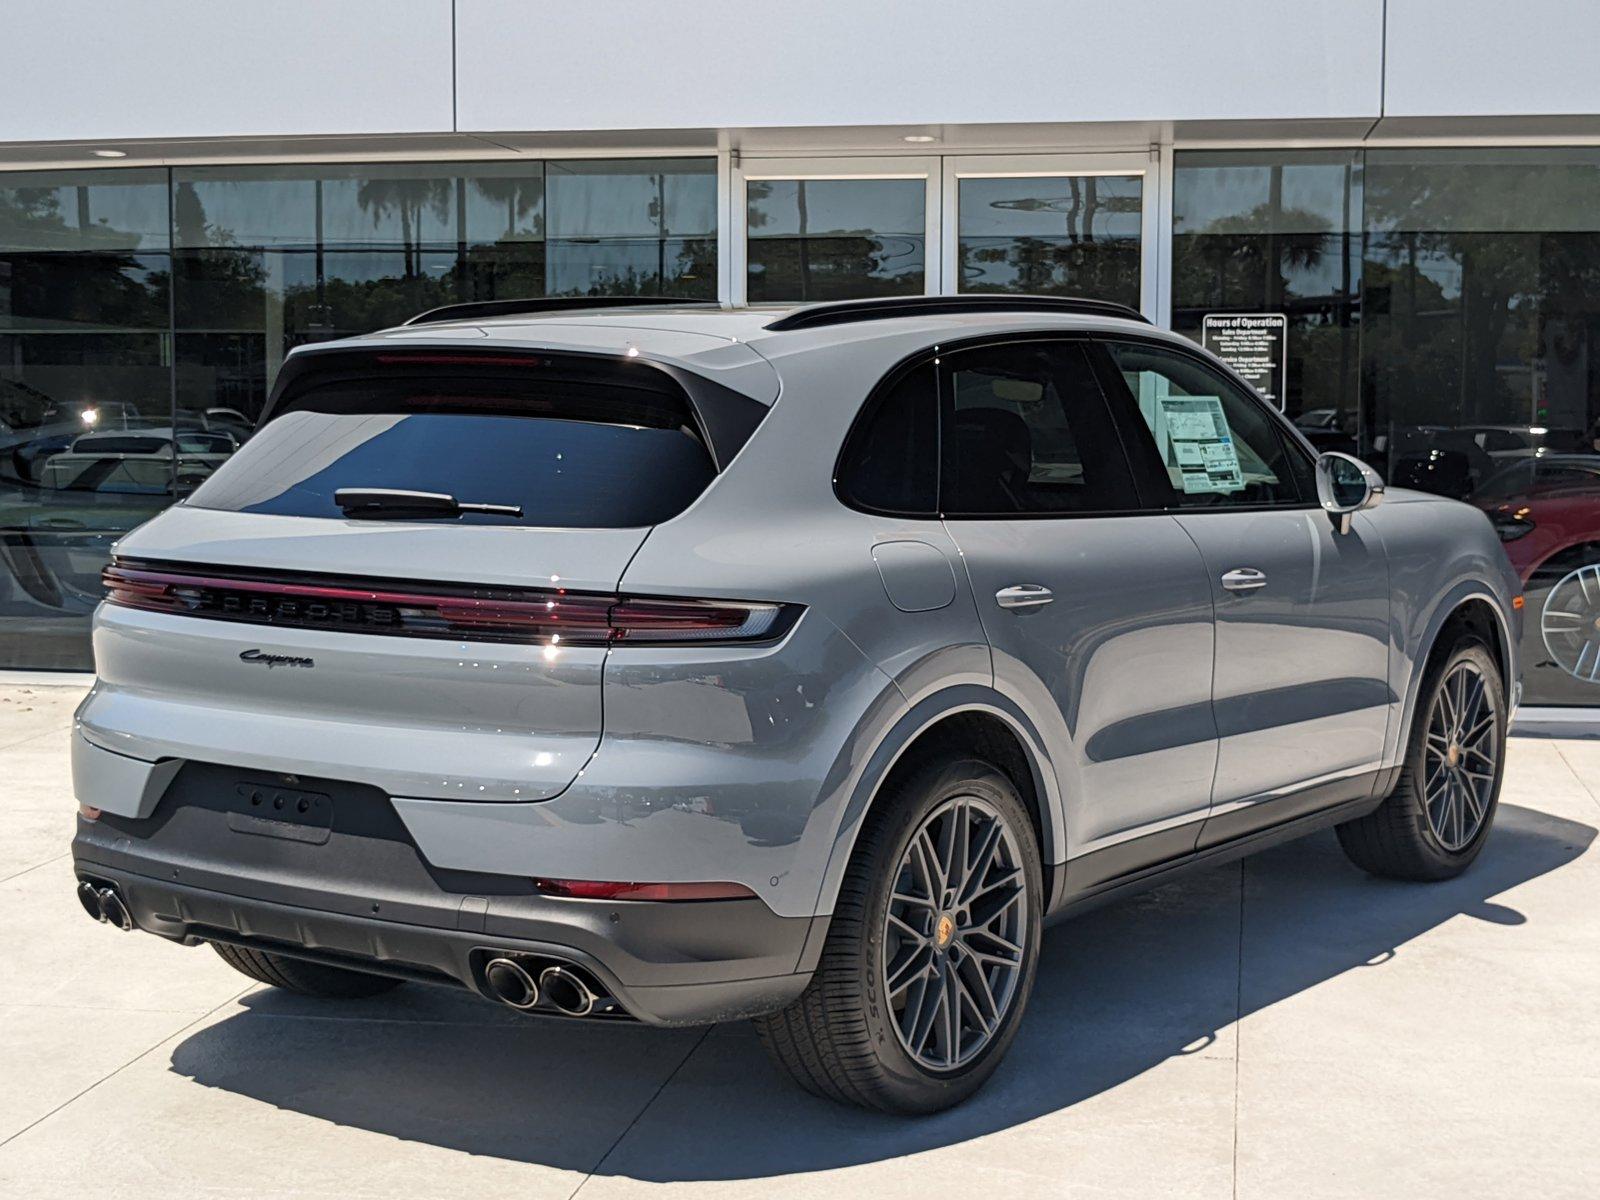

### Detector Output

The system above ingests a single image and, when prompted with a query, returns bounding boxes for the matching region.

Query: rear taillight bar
[101,562,796,647]
[533,878,757,902]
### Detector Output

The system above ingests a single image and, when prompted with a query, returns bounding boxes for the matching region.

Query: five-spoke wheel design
[1540,563,1600,683]
[883,794,1027,1071]
[1423,660,1499,852]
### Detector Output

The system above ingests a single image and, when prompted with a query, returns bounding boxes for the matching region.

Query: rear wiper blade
[333,488,523,519]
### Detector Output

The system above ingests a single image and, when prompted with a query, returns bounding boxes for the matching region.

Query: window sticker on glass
[1155,396,1245,494]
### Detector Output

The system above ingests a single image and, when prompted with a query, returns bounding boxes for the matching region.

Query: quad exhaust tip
[483,957,541,1010]
[76,880,133,931]
[76,880,105,922]
[538,965,599,1017]
[481,954,612,1017]
[99,888,133,931]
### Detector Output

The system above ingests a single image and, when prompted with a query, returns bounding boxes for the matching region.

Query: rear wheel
[1337,638,1506,881]
[210,942,403,999]
[755,757,1043,1113]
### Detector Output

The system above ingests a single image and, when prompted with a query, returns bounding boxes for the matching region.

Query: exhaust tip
[97,887,133,931]
[77,880,107,923]
[483,957,540,1010]
[539,965,598,1017]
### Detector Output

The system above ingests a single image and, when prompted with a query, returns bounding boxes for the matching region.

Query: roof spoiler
[763,294,1150,332]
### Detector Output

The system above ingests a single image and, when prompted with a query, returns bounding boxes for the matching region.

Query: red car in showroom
[1474,455,1600,696]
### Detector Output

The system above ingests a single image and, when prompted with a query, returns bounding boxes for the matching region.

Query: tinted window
[187,373,716,529]
[1103,341,1313,508]
[836,363,938,515]
[941,341,1140,516]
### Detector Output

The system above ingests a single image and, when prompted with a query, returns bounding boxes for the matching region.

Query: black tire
[1337,637,1507,881]
[209,942,403,999]
[754,756,1044,1113]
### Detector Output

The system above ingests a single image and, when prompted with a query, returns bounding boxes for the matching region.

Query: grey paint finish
[947,513,1219,857]
[73,304,1521,1014]
[1174,507,1391,809]
[392,610,905,919]
[871,540,958,612]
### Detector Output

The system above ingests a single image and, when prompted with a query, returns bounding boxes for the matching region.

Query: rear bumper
[72,858,816,1025]
[71,761,824,1026]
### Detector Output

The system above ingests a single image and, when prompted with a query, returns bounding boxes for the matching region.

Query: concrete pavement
[2,680,1597,1198]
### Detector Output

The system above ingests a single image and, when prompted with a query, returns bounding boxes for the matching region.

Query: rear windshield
[186,370,717,528]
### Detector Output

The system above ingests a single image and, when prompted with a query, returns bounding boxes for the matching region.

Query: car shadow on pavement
[167,801,1594,1181]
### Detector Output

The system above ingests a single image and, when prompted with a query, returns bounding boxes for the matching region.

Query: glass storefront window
[957,174,1142,306]
[0,158,716,670]
[1363,148,1600,704]
[1176,146,1600,707]
[545,159,716,297]
[746,177,926,301]
[0,170,172,668]
[1173,150,1363,449]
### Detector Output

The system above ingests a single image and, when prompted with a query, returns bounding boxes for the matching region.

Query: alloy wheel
[882,795,1028,1071]
[1540,563,1600,683]
[1422,660,1499,852]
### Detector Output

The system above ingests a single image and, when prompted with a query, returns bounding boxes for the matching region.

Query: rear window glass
[186,371,717,528]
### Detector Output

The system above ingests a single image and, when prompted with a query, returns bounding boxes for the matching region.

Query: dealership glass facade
[1175,147,1600,706]
[746,178,927,301]
[4,146,1600,706]
[0,158,716,667]
[957,173,1142,306]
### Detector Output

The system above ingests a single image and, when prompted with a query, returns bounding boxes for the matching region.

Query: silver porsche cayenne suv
[71,294,1521,1113]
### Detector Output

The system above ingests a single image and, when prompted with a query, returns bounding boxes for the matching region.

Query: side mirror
[1315,451,1385,534]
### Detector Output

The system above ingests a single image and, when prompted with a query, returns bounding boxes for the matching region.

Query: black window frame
[833,332,1159,522]
[1087,334,1323,514]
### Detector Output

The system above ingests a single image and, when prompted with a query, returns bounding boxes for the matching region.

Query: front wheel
[755,757,1043,1113]
[1337,638,1507,881]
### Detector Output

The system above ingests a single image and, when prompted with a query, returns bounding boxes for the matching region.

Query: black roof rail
[762,294,1150,332]
[403,296,720,327]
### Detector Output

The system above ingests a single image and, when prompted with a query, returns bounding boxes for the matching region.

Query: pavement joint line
[0,1001,231,1016]
[0,852,68,886]
[1552,743,1600,818]
[0,983,254,1154]
[566,1023,716,1200]
[0,723,76,754]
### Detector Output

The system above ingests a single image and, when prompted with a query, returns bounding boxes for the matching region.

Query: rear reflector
[534,878,757,902]
[102,561,795,647]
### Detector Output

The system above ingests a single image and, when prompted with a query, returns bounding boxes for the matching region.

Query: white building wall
[4,1,1599,148]
[1384,0,1600,117]
[455,0,1385,132]
[1,0,455,142]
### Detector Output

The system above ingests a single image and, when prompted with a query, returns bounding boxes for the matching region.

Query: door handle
[995,584,1054,609]
[1220,567,1267,592]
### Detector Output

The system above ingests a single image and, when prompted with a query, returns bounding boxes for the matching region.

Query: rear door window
[186,359,718,528]
[940,340,1142,516]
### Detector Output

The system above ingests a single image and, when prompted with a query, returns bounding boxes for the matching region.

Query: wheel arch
[1393,586,1516,774]
[810,685,1065,920]
[1527,537,1600,581]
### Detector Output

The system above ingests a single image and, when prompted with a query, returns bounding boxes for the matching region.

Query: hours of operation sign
[1201,313,1288,410]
